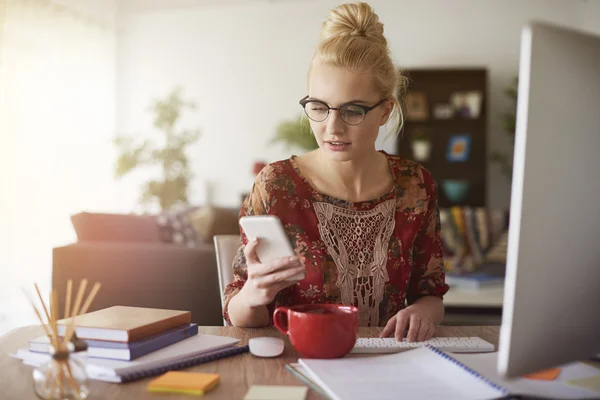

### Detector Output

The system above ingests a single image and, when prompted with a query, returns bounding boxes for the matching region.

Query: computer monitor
[497,21,600,378]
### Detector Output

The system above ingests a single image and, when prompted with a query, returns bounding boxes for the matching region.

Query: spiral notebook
[84,334,247,383]
[298,345,507,400]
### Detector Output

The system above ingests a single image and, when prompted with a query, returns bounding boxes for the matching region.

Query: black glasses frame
[299,95,388,125]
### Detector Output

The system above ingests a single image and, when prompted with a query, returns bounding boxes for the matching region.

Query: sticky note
[523,367,561,381]
[244,385,308,400]
[148,371,220,396]
[566,376,600,392]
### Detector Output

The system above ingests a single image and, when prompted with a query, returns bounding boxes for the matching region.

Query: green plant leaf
[490,76,518,182]
[271,115,318,151]
[114,87,201,210]
[114,140,153,178]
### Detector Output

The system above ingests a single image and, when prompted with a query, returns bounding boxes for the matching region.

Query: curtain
[0,0,117,334]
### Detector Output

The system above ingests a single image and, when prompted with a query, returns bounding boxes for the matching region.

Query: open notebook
[299,345,507,400]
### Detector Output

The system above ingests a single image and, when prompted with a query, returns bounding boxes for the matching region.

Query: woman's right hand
[239,237,306,307]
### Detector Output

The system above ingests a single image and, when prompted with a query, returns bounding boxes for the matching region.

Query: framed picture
[405,91,429,121]
[446,134,472,162]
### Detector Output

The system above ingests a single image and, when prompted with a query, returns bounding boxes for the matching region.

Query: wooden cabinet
[397,68,487,207]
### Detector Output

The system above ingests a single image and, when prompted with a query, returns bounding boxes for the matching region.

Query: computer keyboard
[351,337,495,354]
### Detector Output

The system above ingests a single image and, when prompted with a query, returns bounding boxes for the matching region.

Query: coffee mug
[273,304,359,358]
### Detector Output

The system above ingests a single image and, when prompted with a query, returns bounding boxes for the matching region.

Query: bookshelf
[397,68,488,207]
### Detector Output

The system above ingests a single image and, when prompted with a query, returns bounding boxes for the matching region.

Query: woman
[224,2,448,342]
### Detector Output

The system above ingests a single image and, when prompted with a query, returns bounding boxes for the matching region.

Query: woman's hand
[379,303,437,342]
[239,237,306,307]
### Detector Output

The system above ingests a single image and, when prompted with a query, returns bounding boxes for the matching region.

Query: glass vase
[32,345,89,400]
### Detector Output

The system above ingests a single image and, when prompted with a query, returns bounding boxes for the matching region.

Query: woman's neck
[316,149,387,201]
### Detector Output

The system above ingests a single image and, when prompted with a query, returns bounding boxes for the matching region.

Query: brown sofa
[52,207,240,326]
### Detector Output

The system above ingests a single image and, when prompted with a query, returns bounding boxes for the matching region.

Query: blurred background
[1,0,599,334]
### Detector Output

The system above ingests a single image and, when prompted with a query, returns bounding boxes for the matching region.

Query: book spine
[128,324,199,360]
[118,345,249,383]
[425,345,508,394]
[85,339,129,349]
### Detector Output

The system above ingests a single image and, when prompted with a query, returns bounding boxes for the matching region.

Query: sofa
[52,205,508,327]
[52,207,241,326]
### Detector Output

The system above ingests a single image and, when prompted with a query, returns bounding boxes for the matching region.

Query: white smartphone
[239,215,305,281]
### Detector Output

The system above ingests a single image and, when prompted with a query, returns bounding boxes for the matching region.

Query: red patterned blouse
[223,151,448,327]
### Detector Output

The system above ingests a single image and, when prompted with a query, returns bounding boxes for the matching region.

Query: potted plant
[490,77,518,182]
[113,87,200,211]
[410,129,432,162]
[271,114,318,152]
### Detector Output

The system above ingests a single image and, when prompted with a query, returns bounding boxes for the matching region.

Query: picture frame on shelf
[446,134,472,162]
[405,91,429,121]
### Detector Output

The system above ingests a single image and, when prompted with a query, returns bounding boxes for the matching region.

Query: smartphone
[239,215,305,281]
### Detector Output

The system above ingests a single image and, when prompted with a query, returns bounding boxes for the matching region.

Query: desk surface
[0,325,499,400]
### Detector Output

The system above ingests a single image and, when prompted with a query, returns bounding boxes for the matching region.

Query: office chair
[213,234,241,324]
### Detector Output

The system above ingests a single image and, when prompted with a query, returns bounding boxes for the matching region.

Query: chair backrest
[213,234,241,313]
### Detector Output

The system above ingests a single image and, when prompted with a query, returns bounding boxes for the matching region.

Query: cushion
[155,207,201,247]
[71,212,161,242]
[188,206,240,243]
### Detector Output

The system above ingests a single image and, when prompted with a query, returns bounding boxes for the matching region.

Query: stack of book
[16,306,246,383]
[28,306,197,361]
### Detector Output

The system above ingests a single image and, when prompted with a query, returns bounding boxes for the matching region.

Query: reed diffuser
[25,279,101,400]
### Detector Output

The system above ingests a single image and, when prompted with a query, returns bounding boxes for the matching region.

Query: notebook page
[299,347,504,400]
[84,334,239,376]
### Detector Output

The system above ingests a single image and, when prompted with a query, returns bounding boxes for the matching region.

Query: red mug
[273,304,359,358]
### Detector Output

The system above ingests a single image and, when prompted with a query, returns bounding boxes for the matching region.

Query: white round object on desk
[249,337,285,358]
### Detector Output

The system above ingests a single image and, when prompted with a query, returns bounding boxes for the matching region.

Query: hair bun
[320,2,386,46]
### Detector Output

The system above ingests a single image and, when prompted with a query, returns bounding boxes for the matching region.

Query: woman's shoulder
[383,152,437,208]
[255,158,295,183]
[384,152,435,186]
[252,157,301,195]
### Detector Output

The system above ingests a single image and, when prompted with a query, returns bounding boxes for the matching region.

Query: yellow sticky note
[244,385,308,400]
[523,367,561,381]
[148,371,220,396]
[567,376,600,392]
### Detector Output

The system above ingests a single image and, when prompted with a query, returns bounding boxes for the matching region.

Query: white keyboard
[351,337,495,354]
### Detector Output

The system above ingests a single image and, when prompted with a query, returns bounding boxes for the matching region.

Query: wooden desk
[0,325,499,400]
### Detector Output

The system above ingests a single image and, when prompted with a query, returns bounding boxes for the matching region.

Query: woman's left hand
[379,303,437,342]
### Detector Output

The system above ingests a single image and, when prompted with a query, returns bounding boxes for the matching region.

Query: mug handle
[273,307,290,335]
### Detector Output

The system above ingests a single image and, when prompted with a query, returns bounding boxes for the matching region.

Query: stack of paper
[148,371,220,396]
[244,385,307,400]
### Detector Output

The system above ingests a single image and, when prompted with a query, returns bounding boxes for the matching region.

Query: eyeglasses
[299,96,388,125]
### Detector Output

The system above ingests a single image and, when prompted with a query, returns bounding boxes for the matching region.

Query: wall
[580,0,600,35]
[0,0,119,335]
[117,0,587,210]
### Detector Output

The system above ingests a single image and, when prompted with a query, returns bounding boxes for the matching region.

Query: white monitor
[497,21,600,378]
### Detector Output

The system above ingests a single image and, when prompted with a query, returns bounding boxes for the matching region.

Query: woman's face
[306,62,392,162]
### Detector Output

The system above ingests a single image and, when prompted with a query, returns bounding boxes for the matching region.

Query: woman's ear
[379,98,394,126]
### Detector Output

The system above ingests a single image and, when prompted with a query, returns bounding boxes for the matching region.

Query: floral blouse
[222,151,449,327]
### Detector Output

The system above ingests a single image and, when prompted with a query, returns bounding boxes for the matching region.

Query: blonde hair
[309,2,407,134]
